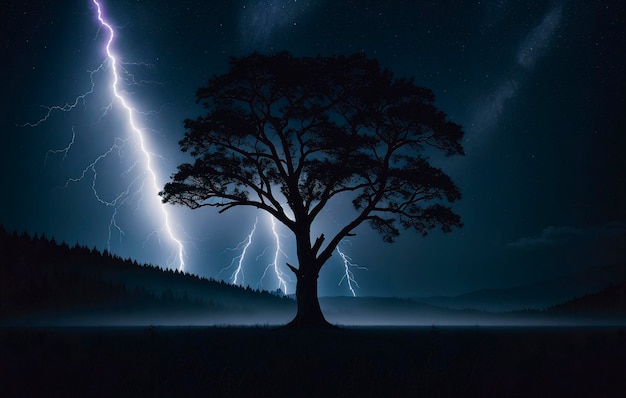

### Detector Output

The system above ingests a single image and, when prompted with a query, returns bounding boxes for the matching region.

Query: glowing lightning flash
[93,0,185,271]
[222,215,290,294]
[258,215,289,295]
[43,127,76,166]
[23,0,186,271]
[336,243,367,297]
[91,0,185,270]
[323,210,367,296]
[220,217,259,286]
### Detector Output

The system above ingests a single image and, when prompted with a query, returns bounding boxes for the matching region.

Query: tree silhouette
[160,52,464,327]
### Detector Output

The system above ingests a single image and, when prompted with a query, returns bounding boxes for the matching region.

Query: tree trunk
[284,223,336,328]
[284,269,336,329]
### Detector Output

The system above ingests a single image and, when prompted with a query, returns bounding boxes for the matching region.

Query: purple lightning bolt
[22,1,186,270]
[90,0,186,270]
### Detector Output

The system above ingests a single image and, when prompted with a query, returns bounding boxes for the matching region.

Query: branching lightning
[258,215,289,295]
[92,0,185,270]
[43,127,76,166]
[20,63,106,128]
[21,0,186,271]
[220,217,259,286]
[222,214,291,294]
[336,242,367,297]
[324,210,366,296]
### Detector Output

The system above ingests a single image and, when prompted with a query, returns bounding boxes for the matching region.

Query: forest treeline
[0,226,293,323]
[547,281,626,316]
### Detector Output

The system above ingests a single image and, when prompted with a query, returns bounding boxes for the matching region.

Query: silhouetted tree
[161,52,464,327]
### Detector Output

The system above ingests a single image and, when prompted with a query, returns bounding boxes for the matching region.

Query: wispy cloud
[507,221,626,249]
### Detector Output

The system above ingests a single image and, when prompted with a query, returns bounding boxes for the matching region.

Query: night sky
[1,0,624,297]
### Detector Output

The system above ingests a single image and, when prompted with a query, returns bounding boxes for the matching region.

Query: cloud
[507,221,626,249]
[516,5,563,68]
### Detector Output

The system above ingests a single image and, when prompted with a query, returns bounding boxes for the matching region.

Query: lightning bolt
[221,214,291,294]
[19,63,106,128]
[21,0,186,271]
[336,243,367,297]
[323,210,366,296]
[43,127,76,166]
[91,0,185,270]
[220,217,259,286]
[258,214,289,295]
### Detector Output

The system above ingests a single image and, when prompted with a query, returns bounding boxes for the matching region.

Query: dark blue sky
[1,0,624,297]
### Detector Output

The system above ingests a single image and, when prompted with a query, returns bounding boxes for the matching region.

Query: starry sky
[1,0,625,297]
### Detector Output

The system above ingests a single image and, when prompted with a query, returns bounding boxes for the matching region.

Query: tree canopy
[161,52,464,327]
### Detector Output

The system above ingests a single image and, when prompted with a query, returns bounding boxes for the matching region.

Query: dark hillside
[548,281,626,317]
[0,227,294,324]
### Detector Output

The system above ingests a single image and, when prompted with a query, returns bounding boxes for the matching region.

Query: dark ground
[1,326,625,397]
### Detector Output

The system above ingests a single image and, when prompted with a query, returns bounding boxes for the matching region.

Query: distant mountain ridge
[548,281,626,316]
[415,263,626,312]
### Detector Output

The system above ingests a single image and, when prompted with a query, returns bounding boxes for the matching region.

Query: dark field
[1,326,625,397]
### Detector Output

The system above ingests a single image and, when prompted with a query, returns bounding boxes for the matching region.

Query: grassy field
[1,326,624,397]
